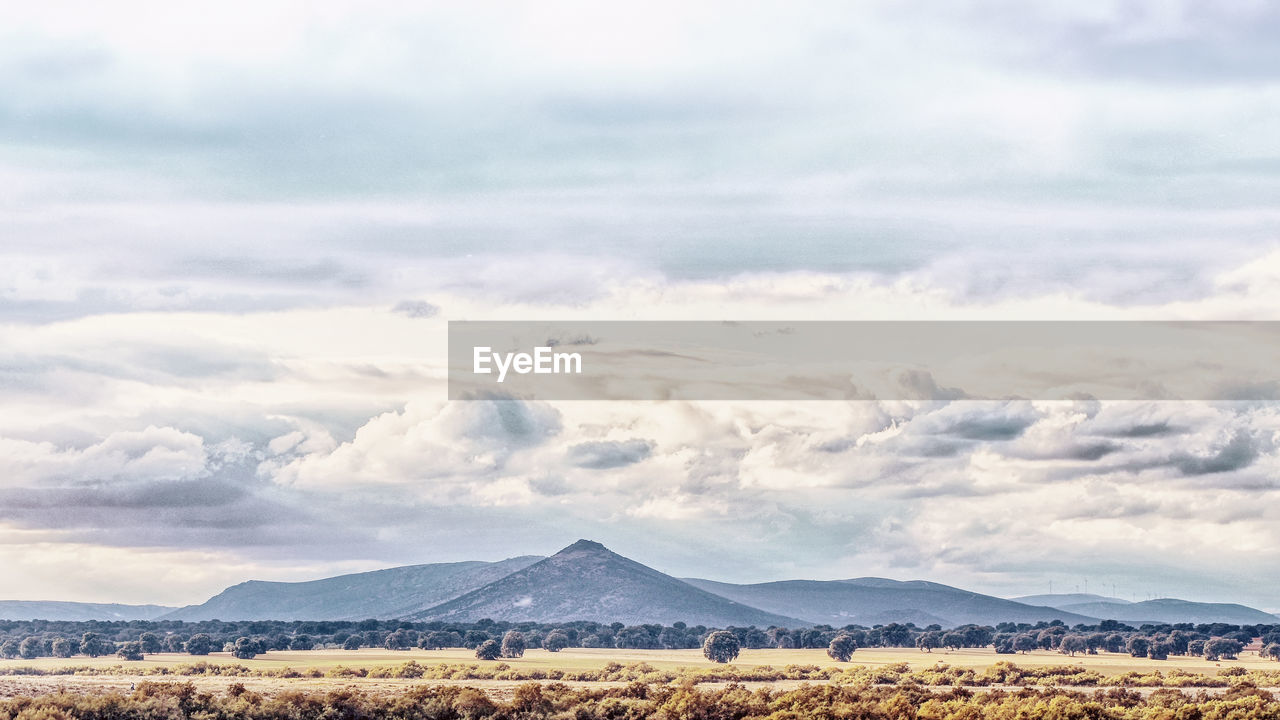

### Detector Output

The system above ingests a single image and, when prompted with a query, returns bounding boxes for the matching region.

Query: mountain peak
[558,539,608,554]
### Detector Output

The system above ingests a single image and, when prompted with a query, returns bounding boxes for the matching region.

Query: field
[3,646,1278,699]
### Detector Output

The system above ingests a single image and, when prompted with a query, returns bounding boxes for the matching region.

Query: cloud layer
[1,1,1279,609]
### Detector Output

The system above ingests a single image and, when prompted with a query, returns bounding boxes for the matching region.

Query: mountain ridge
[682,577,1099,628]
[408,539,808,627]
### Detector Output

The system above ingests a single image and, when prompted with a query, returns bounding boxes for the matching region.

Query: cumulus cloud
[4,1,1280,607]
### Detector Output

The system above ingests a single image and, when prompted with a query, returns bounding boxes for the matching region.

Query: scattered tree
[139,632,162,654]
[117,641,144,661]
[702,631,740,663]
[1059,635,1087,656]
[543,631,569,653]
[827,633,857,662]
[18,637,42,659]
[185,634,215,656]
[475,639,502,660]
[231,637,259,660]
[500,630,527,658]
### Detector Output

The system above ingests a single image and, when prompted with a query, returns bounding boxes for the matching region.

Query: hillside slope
[1056,598,1279,625]
[162,556,543,621]
[0,601,175,621]
[682,577,1098,627]
[411,540,807,627]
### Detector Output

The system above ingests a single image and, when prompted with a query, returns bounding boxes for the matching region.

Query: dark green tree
[185,634,215,656]
[702,631,740,663]
[117,641,144,661]
[139,632,162,654]
[18,637,42,659]
[231,637,258,660]
[827,633,857,662]
[81,632,109,658]
[542,630,569,653]
[501,630,526,658]
[475,639,501,660]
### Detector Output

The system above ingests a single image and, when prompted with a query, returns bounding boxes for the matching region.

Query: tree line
[1,617,1277,664]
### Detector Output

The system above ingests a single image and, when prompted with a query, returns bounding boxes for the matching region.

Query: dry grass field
[2,645,1274,678]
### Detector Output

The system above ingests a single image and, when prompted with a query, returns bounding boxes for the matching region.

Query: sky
[2,0,1280,611]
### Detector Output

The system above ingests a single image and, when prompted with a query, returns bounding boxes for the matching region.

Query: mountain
[409,540,807,627]
[0,601,175,621]
[1013,593,1131,607]
[681,577,1098,628]
[161,556,543,621]
[1053,599,1279,625]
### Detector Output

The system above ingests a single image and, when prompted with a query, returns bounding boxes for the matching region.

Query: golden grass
[2,646,1274,678]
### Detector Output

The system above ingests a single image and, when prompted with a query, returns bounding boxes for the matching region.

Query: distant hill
[682,577,1098,627]
[161,556,543,621]
[0,601,175,621]
[409,540,807,627]
[1054,598,1279,625]
[1013,593,1132,607]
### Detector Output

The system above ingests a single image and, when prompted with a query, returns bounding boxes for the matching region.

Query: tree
[1263,643,1280,661]
[1205,638,1243,661]
[702,631,740,663]
[916,633,941,653]
[1126,636,1150,658]
[18,637,42,659]
[1188,639,1206,656]
[138,632,162,654]
[1012,634,1037,654]
[1148,642,1170,661]
[941,632,966,650]
[117,641,144,661]
[827,633,857,662]
[420,631,454,650]
[290,635,314,651]
[500,630,526,658]
[342,635,362,650]
[81,632,109,658]
[1104,633,1126,653]
[384,629,416,650]
[51,639,73,658]
[232,637,258,660]
[542,631,570,653]
[185,634,215,656]
[475,639,502,660]
[1059,635,1087,656]
[164,635,185,653]
[0,639,17,659]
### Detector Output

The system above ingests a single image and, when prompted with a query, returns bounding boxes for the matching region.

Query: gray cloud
[1172,432,1260,476]
[566,439,654,469]
[391,300,439,319]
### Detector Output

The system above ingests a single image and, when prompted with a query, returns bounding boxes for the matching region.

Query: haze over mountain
[7,542,1277,627]
[0,601,175,622]
[682,577,1098,628]
[161,556,543,621]
[408,540,806,627]
[1051,598,1279,625]
[1013,593,1132,607]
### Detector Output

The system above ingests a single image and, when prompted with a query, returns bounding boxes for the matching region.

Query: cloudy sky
[2,0,1280,611]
